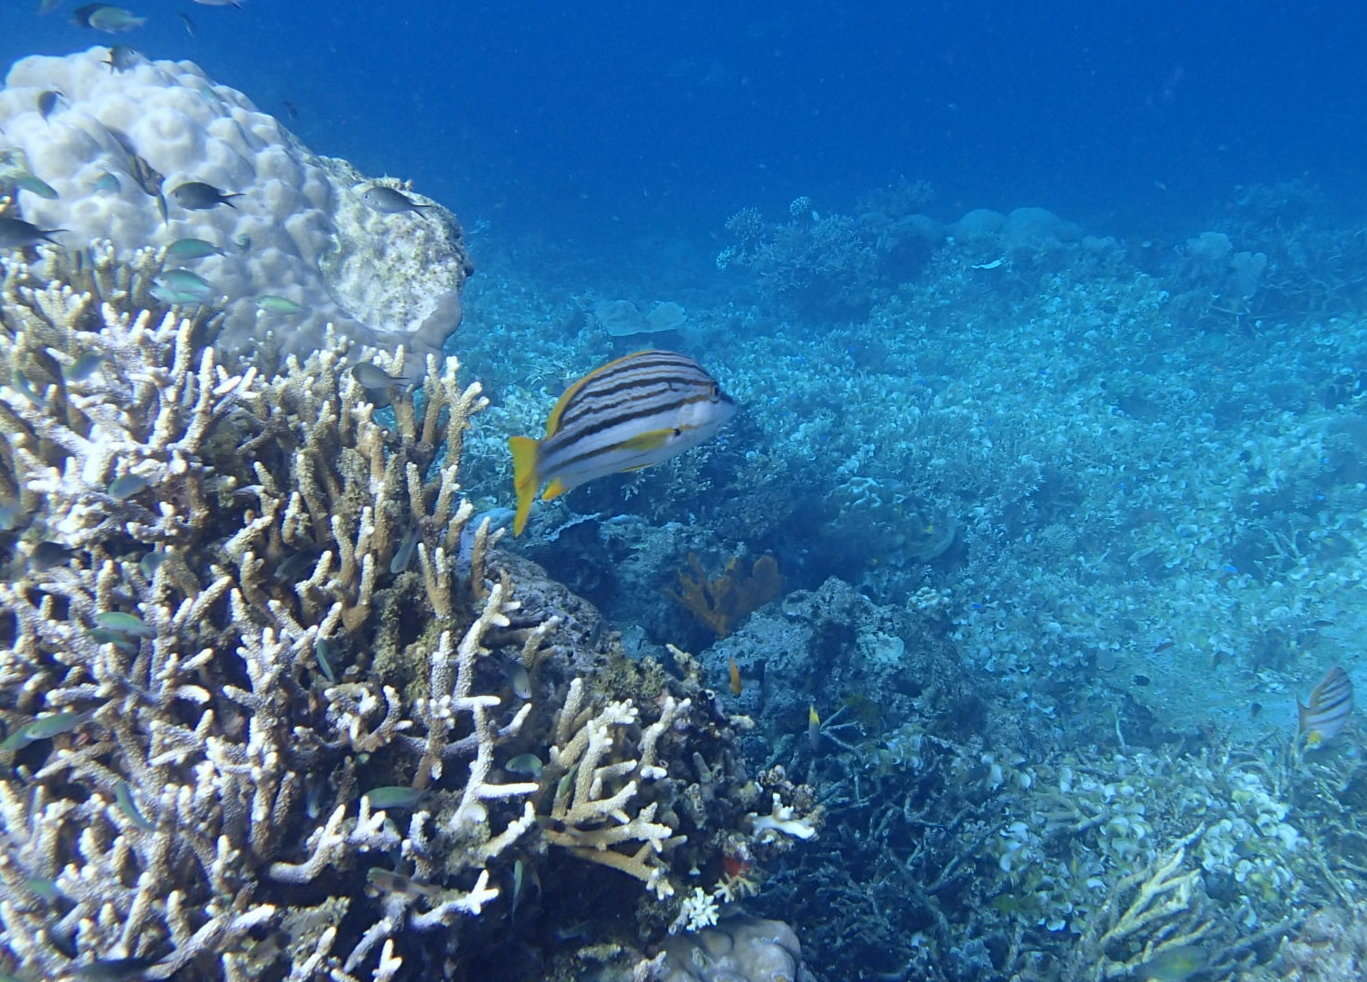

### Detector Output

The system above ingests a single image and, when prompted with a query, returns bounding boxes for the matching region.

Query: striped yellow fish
[508,350,736,536]
[1298,665,1353,745]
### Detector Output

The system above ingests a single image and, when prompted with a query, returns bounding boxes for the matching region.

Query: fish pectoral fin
[542,478,569,502]
[617,428,673,452]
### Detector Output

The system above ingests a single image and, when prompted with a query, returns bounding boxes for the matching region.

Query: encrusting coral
[0,238,818,980]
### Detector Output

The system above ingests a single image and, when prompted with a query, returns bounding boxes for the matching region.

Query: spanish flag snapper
[508,350,736,535]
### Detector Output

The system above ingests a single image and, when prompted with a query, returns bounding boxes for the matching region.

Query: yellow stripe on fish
[508,350,736,535]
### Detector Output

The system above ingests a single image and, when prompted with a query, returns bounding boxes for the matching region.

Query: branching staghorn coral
[541,677,688,899]
[0,243,531,980]
[0,245,819,980]
[1065,832,1212,981]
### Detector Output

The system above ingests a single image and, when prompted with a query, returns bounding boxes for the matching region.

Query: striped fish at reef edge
[1298,665,1353,745]
[508,350,736,536]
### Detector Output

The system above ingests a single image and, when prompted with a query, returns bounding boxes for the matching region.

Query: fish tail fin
[508,436,540,536]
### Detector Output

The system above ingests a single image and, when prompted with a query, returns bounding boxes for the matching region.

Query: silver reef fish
[126,153,161,196]
[102,44,140,72]
[14,173,59,200]
[151,267,214,304]
[170,181,241,210]
[0,217,64,248]
[350,361,404,405]
[74,3,147,32]
[362,785,428,810]
[0,710,92,753]
[37,90,62,121]
[366,868,442,900]
[164,237,222,261]
[362,186,431,214]
[254,294,306,315]
[508,350,736,535]
[107,473,150,500]
[66,351,105,380]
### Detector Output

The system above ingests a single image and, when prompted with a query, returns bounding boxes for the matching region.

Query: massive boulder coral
[658,916,809,982]
[0,243,816,980]
[0,47,472,371]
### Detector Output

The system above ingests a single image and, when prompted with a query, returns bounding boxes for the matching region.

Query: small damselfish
[508,350,736,535]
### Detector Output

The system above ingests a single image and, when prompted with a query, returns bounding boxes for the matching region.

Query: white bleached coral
[747,792,818,842]
[0,247,820,979]
[0,47,471,369]
[541,678,689,899]
[0,247,517,978]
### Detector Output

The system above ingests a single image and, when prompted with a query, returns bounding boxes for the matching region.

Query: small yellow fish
[728,656,743,696]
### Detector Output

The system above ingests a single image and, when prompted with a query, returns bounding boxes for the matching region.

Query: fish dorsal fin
[543,350,667,437]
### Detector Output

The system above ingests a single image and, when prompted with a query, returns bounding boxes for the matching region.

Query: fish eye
[672,427,682,436]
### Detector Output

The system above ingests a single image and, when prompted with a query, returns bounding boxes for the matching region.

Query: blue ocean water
[4,1,1362,242]
[5,2,1367,979]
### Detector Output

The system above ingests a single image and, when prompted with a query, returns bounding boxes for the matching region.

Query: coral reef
[714,180,942,319]
[657,916,807,982]
[373,169,1367,982]
[0,47,472,371]
[668,553,783,639]
[0,241,816,980]
[751,694,1360,981]
[1254,902,1367,982]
